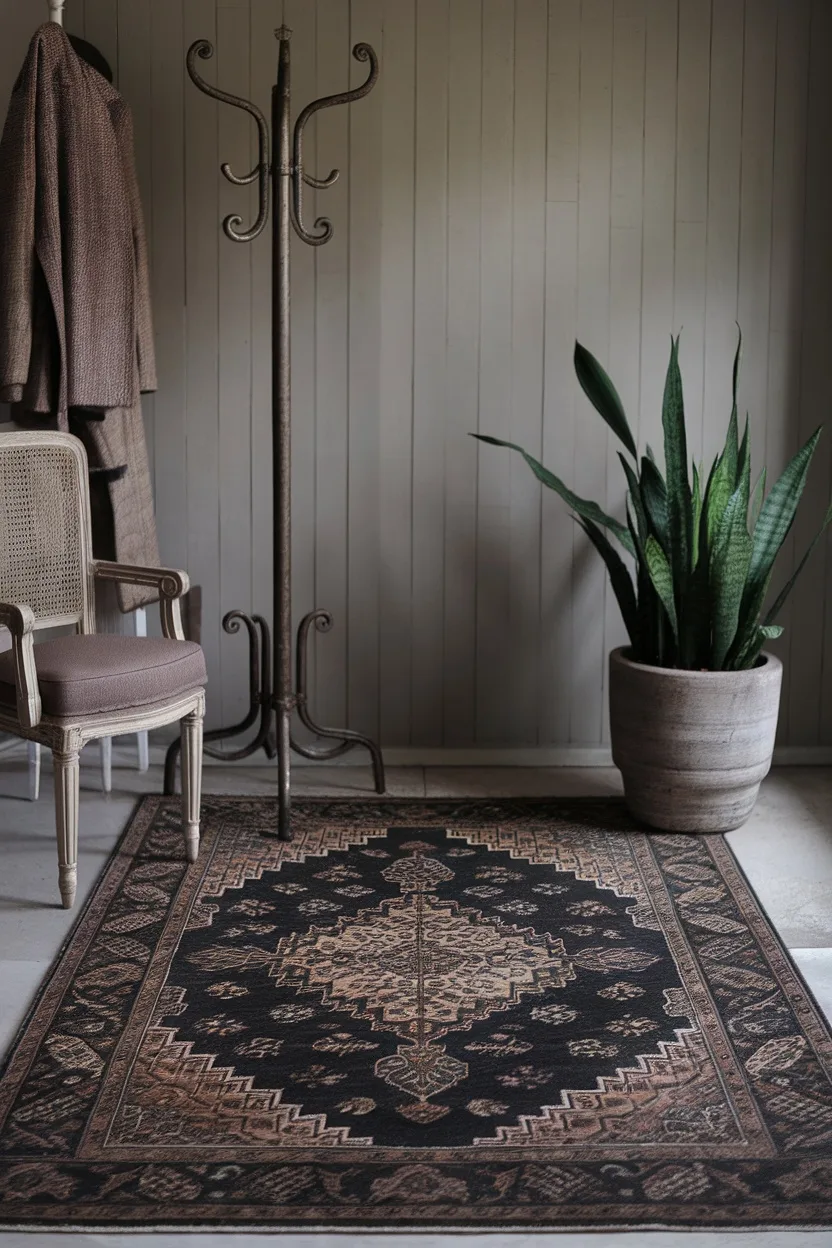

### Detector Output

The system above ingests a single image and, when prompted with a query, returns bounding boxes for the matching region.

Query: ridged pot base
[609,647,783,834]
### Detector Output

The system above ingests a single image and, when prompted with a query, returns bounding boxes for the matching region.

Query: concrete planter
[609,646,783,833]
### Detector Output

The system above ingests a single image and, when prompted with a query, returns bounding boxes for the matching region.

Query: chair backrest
[0,431,95,632]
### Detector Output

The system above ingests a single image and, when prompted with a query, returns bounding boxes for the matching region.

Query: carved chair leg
[181,706,204,863]
[54,749,80,909]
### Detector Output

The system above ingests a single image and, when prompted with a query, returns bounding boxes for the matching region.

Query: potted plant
[473,333,832,832]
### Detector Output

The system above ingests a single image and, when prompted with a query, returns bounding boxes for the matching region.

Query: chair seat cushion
[0,634,207,718]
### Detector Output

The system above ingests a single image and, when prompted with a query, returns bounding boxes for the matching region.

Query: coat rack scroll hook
[185,39,270,242]
[290,41,379,246]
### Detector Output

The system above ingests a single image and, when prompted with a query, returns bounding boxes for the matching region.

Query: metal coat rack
[163,27,386,840]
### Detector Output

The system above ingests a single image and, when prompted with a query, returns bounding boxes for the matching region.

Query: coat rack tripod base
[162,27,386,841]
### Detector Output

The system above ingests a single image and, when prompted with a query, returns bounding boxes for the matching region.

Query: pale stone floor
[0,756,830,1247]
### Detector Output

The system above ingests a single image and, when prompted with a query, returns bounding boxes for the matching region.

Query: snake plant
[473,332,832,671]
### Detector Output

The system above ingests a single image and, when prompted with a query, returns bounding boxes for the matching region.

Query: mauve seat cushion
[0,634,206,718]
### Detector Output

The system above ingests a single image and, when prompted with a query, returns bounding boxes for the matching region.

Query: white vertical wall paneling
[149,0,188,590]
[701,0,744,470]
[572,0,613,744]
[475,0,514,745]
[795,0,832,745]
[609,0,646,383]
[639,0,678,460]
[411,0,449,746]
[539,0,579,747]
[378,0,416,746]
[674,0,711,467]
[737,2,776,487]
[216,0,253,729]
[507,0,547,744]
[736,0,778,736]
[0,0,829,752]
[604,0,646,742]
[546,0,579,204]
[117,1,155,497]
[347,0,383,739]
[314,0,350,731]
[767,0,810,742]
[285,0,317,743]
[184,0,222,727]
[443,0,481,747]
[248,0,275,675]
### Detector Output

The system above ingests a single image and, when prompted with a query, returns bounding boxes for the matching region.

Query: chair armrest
[93,561,190,641]
[0,602,41,728]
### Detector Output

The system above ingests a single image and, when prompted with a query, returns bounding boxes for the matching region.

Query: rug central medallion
[127,812,709,1151]
[271,842,573,1121]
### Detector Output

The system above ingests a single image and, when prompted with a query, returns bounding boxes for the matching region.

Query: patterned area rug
[0,796,830,1231]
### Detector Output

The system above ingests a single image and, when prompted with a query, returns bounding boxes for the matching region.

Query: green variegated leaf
[733,623,784,672]
[619,452,648,540]
[763,499,832,627]
[737,416,750,505]
[662,336,692,590]
[627,501,641,552]
[710,486,752,669]
[706,457,734,551]
[644,535,678,640]
[574,342,638,459]
[641,455,669,550]
[682,554,711,670]
[576,517,639,645]
[731,428,823,659]
[706,409,740,550]
[697,454,719,565]
[628,505,661,664]
[723,408,739,483]
[701,452,720,503]
[689,456,720,668]
[471,435,635,555]
[748,428,821,586]
[731,323,742,423]
[691,462,702,570]
[750,467,767,531]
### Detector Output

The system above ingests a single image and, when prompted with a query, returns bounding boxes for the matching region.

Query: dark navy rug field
[0,796,830,1231]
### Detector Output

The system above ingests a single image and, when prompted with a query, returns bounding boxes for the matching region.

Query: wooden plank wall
[1,0,831,749]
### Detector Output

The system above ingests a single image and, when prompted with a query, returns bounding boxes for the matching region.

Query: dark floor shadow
[0,894,54,911]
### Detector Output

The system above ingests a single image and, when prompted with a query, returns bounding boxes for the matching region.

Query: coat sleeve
[0,47,37,402]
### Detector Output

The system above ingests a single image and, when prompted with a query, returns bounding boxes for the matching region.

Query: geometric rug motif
[0,796,830,1230]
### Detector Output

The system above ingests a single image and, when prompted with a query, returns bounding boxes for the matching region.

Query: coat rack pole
[273,35,293,838]
[163,28,386,839]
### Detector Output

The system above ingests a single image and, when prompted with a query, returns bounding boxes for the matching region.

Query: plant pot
[608,647,783,833]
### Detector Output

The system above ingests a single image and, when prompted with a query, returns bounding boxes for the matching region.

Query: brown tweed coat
[0,23,159,612]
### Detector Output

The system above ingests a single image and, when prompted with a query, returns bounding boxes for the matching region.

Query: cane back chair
[0,431,206,908]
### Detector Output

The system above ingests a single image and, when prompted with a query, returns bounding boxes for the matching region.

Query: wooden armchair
[0,431,206,908]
